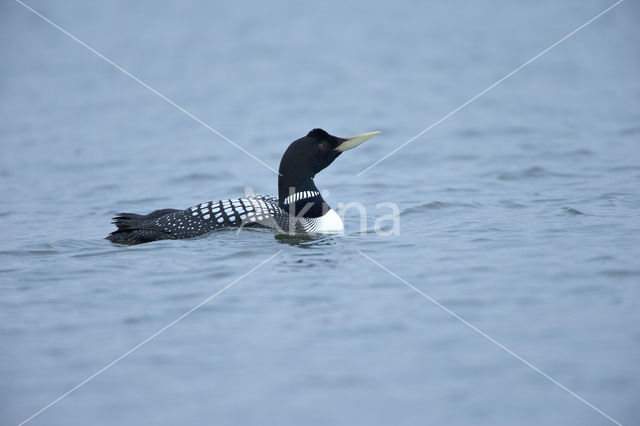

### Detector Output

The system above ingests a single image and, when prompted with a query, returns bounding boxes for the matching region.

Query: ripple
[562,207,586,216]
[115,196,170,204]
[172,172,222,182]
[91,183,119,191]
[600,269,640,277]
[588,255,615,262]
[565,284,606,295]
[505,126,532,135]
[444,187,480,193]
[500,200,526,209]
[208,250,263,261]
[422,201,448,209]
[620,125,640,135]
[565,148,594,157]
[498,166,547,181]
[457,128,483,138]
[608,165,640,172]
[596,192,629,200]
[0,249,58,257]
[533,197,567,203]
[293,294,336,307]
[123,314,153,325]
[401,201,480,216]
[445,154,479,161]
[184,155,220,164]
[48,239,103,250]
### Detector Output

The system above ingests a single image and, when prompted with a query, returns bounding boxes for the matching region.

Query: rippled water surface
[2,1,639,425]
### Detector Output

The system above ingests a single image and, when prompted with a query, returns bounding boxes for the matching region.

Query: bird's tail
[106,209,179,245]
[110,212,148,231]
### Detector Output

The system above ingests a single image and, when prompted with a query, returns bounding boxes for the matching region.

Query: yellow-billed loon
[107,129,379,245]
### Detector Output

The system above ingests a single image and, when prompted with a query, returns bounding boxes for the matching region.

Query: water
[1,0,639,424]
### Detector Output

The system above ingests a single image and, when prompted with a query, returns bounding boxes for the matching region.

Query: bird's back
[107,195,286,245]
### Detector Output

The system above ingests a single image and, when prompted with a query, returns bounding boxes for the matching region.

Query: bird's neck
[278,176,329,218]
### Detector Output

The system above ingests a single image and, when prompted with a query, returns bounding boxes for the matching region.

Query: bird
[106,128,380,245]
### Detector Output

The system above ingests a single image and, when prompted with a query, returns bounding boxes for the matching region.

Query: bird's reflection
[274,233,339,248]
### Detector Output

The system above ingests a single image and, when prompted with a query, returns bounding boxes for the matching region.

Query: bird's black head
[278,129,345,182]
[277,128,380,206]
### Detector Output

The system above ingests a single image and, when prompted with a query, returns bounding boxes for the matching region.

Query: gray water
[1,1,639,425]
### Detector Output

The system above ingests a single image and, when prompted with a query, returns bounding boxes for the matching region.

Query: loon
[107,128,379,245]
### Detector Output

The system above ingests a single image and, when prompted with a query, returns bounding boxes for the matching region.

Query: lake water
[1,0,639,425]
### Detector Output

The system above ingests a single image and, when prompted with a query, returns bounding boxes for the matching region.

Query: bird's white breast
[311,209,344,234]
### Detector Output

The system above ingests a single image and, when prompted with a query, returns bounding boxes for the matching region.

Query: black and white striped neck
[282,190,321,206]
[280,185,329,219]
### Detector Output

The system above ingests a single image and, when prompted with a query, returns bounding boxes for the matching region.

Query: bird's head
[278,128,380,179]
[277,128,380,207]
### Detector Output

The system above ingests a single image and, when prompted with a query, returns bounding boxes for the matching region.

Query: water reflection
[274,233,339,248]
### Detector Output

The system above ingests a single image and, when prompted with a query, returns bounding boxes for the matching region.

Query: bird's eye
[318,143,325,150]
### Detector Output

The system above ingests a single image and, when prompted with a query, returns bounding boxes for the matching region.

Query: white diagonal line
[18,250,281,426]
[357,250,622,425]
[15,0,281,176]
[358,0,624,176]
